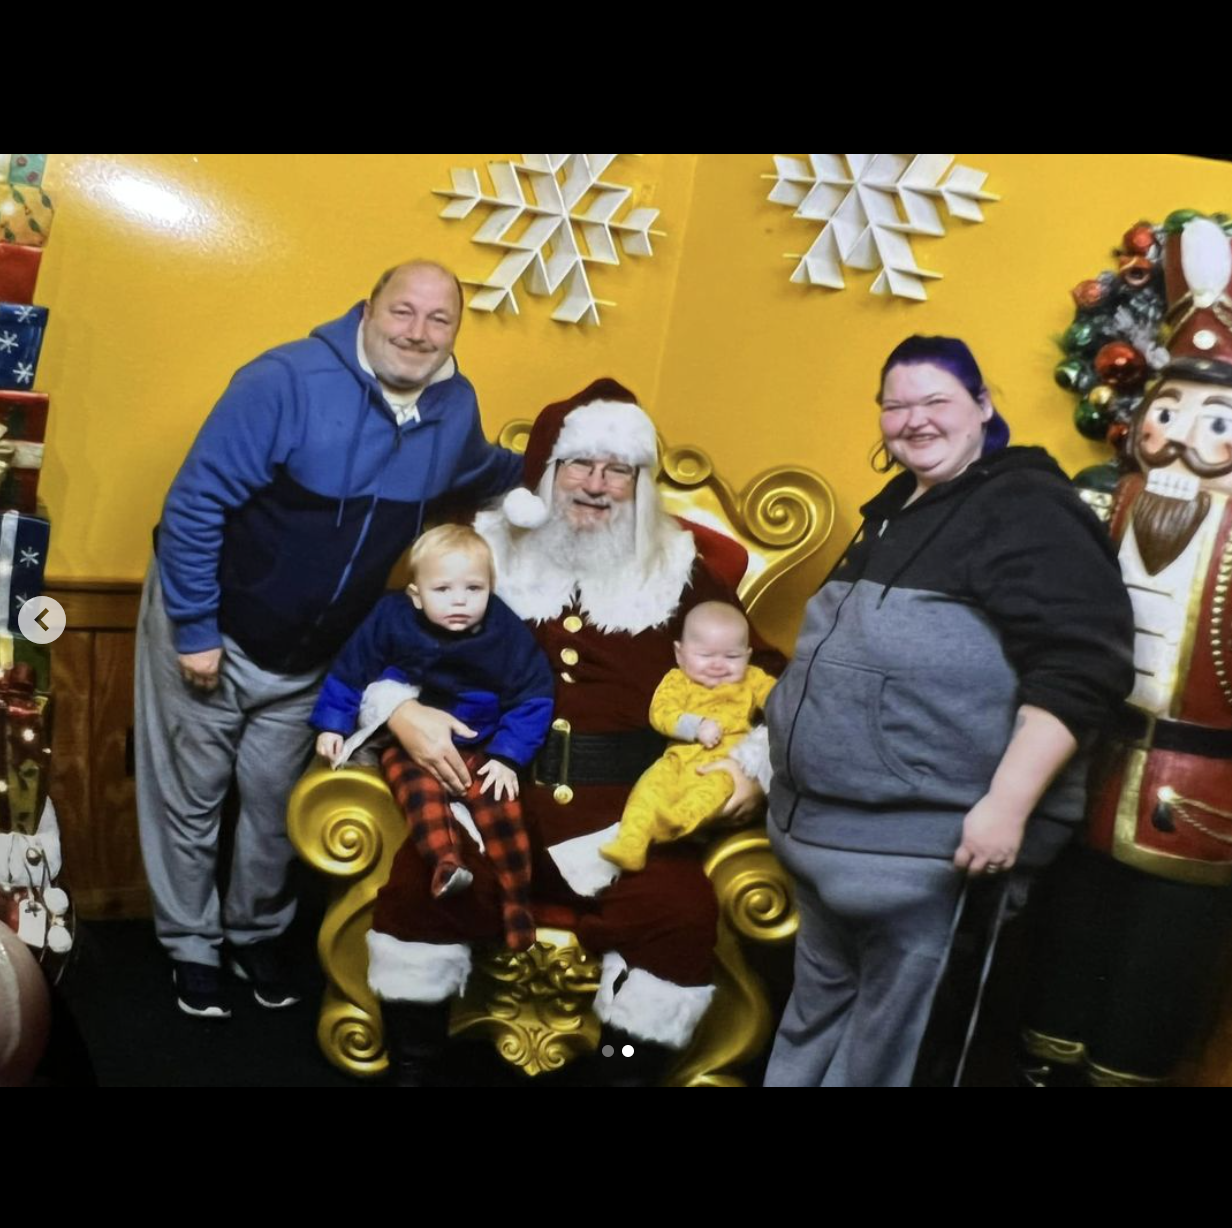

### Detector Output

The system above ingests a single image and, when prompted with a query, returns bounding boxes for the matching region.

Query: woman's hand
[953,794,1027,876]
[387,700,478,795]
[953,705,1079,877]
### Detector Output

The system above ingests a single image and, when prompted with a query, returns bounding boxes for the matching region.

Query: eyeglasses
[558,458,637,490]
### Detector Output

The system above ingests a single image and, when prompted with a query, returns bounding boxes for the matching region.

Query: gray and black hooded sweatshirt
[767,446,1135,865]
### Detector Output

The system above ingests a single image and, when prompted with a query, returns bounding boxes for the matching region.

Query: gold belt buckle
[534,719,574,804]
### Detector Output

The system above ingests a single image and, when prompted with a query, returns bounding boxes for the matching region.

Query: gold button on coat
[553,785,574,805]
[560,647,579,666]
[563,615,583,633]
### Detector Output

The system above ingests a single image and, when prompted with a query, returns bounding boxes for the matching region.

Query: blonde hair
[409,524,496,585]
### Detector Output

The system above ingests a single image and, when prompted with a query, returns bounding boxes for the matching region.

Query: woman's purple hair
[878,335,1011,455]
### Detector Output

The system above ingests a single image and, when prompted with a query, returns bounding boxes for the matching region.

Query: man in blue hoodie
[136,261,523,1019]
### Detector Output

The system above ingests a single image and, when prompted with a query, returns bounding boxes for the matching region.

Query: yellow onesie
[600,665,776,871]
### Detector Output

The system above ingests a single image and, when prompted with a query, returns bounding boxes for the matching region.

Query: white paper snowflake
[0,332,16,354]
[768,154,999,301]
[434,155,661,326]
[12,362,33,385]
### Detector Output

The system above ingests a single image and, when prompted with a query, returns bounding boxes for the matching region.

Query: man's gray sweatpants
[134,567,324,965]
[764,826,964,1088]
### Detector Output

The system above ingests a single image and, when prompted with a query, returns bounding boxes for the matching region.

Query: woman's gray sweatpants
[134,567,323,966]
[764,825,964,1088]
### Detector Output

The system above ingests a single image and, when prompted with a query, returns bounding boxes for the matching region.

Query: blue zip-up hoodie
[310,592,554,767]
[156,304,523,673]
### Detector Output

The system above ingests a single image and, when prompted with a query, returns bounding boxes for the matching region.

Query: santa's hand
[697,718,723,749]
[387,700,478,795]
[477,759,519,801]
[316,732,344,765]
[179,648,223,692]
[697,758,764,825]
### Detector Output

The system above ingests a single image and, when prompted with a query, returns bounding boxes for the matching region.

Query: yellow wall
[33,153,1232,644]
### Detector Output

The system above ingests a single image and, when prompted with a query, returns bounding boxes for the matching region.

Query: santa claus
[357,379,780,1084]
[1024,217,1232,1086]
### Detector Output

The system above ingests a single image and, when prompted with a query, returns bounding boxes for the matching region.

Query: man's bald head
[369,260,464,318]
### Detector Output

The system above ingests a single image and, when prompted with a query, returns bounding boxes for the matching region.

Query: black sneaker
[227,941,302,1010]
[173,961,231,1020]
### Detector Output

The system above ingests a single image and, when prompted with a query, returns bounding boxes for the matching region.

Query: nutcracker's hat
[1163,217,1232,383]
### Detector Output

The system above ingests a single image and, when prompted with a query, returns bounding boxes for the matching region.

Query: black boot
[598,1026,673,1088]
[381,1000,449,1088]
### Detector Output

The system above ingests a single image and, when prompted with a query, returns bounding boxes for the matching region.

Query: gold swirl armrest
[287,760,406,1077]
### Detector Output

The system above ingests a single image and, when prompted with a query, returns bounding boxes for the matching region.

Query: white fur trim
[548,822,623,897]
[503,486,549,529]
[551,400,658,469]
[366,932,471,1003]
[729,724,773,794]
[595,956,716,1051]
[593,950,628,1022]
[335,680,421,766]
[449,800,485,853]
[0,797,62,887]
[1182,217,1232,309]
[475,506,698,635]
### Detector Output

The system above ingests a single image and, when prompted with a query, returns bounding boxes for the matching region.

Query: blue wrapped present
[0,507,49,636]
[0,303,47,392]
[5,155,47,189]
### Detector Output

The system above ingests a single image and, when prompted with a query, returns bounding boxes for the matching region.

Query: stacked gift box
[0,152,68,962]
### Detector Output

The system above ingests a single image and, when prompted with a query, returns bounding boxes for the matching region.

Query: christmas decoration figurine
[1025,216,1232,1086]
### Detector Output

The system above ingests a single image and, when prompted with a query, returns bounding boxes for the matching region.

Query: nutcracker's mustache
[1137,439,1232,480]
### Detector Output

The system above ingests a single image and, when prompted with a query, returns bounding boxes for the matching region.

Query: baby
[600,601,775,872]
[311,525,553,951]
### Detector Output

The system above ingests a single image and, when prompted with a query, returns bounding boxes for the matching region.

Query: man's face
[552,456,637,530]
[362,265,461,392]
[1136,378,1232,496]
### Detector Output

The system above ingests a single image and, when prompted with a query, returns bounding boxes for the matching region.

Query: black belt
[1114,708,1232,759]
[533,725,667,787]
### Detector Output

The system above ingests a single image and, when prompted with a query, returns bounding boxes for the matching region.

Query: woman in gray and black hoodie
[764,336,1134,1087]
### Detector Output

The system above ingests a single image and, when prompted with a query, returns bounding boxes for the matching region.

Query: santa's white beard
[528,490,637,577]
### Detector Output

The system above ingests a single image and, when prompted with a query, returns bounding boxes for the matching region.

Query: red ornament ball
[1072,279,1107,309]
[1094,341,1147,388]
[1122,224,1156,258]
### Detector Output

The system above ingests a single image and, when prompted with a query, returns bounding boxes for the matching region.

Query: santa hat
[502,378,659,529]
[1162,216,1232,382]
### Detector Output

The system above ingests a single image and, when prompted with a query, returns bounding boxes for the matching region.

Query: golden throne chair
[287,428,835,1085]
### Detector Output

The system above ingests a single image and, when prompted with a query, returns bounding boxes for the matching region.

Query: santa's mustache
[1138,438,1232,479]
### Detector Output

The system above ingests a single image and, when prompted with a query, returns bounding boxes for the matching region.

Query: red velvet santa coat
[371,518,782,989]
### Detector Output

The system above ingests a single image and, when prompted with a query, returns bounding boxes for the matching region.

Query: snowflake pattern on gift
[18,548,39,567]
[13,593,28,608]
[0,332,17,354]
[13,306,35,324]
[434,154,661,326]
[11,363,33,385]
[767,154,999,301]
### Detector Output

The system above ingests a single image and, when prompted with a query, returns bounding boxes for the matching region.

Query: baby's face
[410,550,491,632]
[674,618,751,688]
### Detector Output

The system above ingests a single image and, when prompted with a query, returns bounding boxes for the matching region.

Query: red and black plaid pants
[380,744,534,951]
